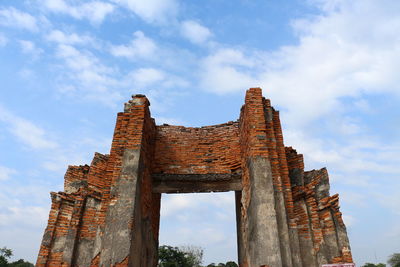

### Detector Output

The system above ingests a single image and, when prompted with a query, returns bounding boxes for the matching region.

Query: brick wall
[153,122,241,175]
[37,88,353,267]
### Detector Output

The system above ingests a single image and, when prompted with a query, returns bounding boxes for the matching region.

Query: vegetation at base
[205,262,238,267]
[388,253,400,267]
[2,243,398,267]
[0,247,34,267]
[158,245,199,267]
[361,253,400,267]
[158,245,238,267]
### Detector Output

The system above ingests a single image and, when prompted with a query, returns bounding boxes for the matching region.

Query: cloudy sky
[0,0,399,265]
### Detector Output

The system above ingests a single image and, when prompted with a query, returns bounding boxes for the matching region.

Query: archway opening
[159,191,238,266]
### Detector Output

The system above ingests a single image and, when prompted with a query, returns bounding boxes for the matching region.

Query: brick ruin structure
[36,88,353,267]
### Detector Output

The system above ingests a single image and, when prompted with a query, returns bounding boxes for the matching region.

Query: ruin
[36,88,353,267]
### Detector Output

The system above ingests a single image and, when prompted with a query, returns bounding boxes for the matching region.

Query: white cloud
[128,68,165,87]
[340,192,367,208]
[198,0,400,128]
[284,128,400,177]
[110,31,157,60]
[181,20,212,44]
[342,214,355,228]
[46,30,93,45]
[112,0,178,24]
[0,206,48,227]
[200,48,258,94]
[0,105,58,150]
[126,67,188,88]
[0,166,17,181]
[43,0,115,24]
[19,40,43,59]
[0,33,8,46]
[376,193,400,216]
[159,192,237,264]
[42,136,111,173]
[56,44,112,81]
[0,7,38,31]
[161,193,233,217]
[55,44,123,106]
[0,180,54,262]
[19,40,35,53]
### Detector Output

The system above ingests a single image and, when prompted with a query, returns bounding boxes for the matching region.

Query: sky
[0,0,399,265]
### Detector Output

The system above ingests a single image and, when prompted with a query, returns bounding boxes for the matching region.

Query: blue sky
[0,0,399,265]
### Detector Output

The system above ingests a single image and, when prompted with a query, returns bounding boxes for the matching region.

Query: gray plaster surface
[247,156,283,267]
[100,149,142,266]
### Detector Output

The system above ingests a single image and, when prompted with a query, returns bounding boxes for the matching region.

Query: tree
[8,259,34,267]
[0,248,34,267]
[158,245,197,267]
[225,261,238,267]
[158,245,237,267]
[388,253,400,267]
[206,262,238,267]
[361,263,386,267]
[180,245,203,267]
[0,247,12,267]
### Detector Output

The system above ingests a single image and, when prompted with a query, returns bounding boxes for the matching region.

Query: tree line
[0,247,34,267]
[158,245,238,267]
[1,245,399,266]
[361,253,400,267]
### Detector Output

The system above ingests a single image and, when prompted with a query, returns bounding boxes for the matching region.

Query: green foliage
[0,247,33,267]
[206,262,238,267]
[0,247,13,267]
[158,245,201,267]
[8,259,34,267]
[388,253,400,267]
[225,262,238,267]
[180,246,203,267]
[158,245,237,267]
[361,263,386,267]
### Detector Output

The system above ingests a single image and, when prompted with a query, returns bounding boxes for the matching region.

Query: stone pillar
[62,197,85,266]
[263,103,292,267]
[246,156,283,267]
[272,110,302,267]
[100,149,143,266]
[332,203,353,263]
[36,194,62,267]
[238,88,283,267]
[320,209,341,260]
[99,95,159,267]
[295,198,318,267]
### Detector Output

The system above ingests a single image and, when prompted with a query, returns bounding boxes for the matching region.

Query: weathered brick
[36,88,352,267]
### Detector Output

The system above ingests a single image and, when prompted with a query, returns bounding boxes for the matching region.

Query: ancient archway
[36,88,353,267]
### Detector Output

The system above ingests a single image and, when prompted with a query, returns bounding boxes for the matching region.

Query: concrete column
[332,212,352,262]
[297,198,318,267]
[74,197,103,266]
[320,210,341,262]
[62,198,85,266]
[36,194,62,267]
[274,190,293,267]
[289,226,303,267]
[100,149,150,266]
[245,156,282,267]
